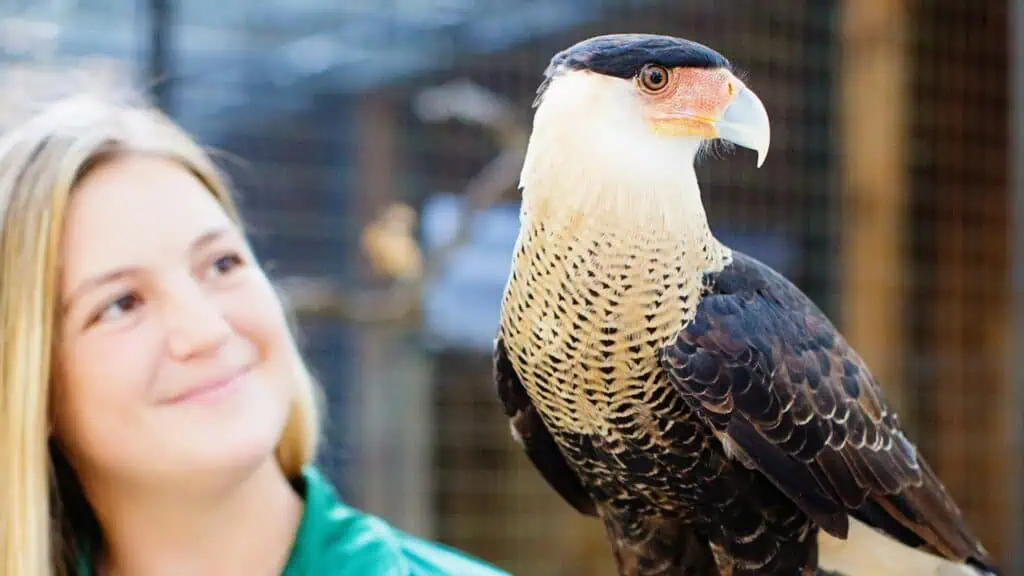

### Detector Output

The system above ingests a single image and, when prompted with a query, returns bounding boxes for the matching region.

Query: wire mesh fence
[0,0,1019,574]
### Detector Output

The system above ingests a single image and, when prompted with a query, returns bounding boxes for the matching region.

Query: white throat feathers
[518,69,714,242]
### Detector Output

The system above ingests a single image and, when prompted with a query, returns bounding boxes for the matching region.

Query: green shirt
[75,465,511,576]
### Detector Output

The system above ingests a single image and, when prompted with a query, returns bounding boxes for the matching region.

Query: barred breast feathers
[503,93,737,439]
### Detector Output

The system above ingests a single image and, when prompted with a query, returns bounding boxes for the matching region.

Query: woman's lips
[163,365,252,405]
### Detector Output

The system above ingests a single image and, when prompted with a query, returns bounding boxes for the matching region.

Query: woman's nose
[162,279,232,360]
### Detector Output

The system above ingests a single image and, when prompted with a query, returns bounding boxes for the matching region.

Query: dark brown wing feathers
[494,336,598,517]
[659,251,995,571]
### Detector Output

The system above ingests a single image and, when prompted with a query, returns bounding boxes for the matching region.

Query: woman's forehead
[60,154,235,278]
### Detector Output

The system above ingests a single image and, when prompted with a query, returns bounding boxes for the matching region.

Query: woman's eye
[92,292,142,325]
[206,251,245,279]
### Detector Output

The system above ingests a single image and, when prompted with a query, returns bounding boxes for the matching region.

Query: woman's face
[53,153,297,485]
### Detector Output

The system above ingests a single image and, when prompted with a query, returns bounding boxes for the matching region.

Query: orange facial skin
[637,65,738,138]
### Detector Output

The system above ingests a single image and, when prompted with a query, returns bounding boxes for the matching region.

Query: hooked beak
[713,83,771,168]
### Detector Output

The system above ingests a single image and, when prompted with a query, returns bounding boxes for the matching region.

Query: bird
[360,202,424,283]
[492,33,999,576]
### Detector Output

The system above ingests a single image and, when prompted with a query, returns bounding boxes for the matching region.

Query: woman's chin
[159,383,292,478]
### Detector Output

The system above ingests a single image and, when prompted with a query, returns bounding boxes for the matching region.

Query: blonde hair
[0,92,323,576]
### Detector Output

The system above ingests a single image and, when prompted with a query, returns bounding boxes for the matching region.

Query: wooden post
[838,0,912,422]
[918,0,1012,562]
[351,93,437,538]
[1009,1,1024,570]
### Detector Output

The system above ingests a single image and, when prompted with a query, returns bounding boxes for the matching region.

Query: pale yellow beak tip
[714,84,771,168]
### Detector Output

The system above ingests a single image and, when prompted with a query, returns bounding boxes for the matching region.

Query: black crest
[534,33,732,107]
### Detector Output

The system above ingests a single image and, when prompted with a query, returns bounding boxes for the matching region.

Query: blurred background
[3,0,1021,574]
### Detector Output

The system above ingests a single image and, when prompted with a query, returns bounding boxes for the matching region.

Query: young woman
[0,93,509,576]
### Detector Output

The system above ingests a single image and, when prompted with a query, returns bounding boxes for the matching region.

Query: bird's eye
[639,64,670,92]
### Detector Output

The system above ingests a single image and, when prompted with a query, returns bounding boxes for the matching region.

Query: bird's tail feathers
[891,458,993,566]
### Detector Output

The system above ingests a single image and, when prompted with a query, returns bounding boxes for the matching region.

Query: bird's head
[520,34,770,230]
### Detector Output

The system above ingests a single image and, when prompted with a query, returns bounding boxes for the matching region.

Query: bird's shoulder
[671,249,900,432]
[659,249,921,534]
